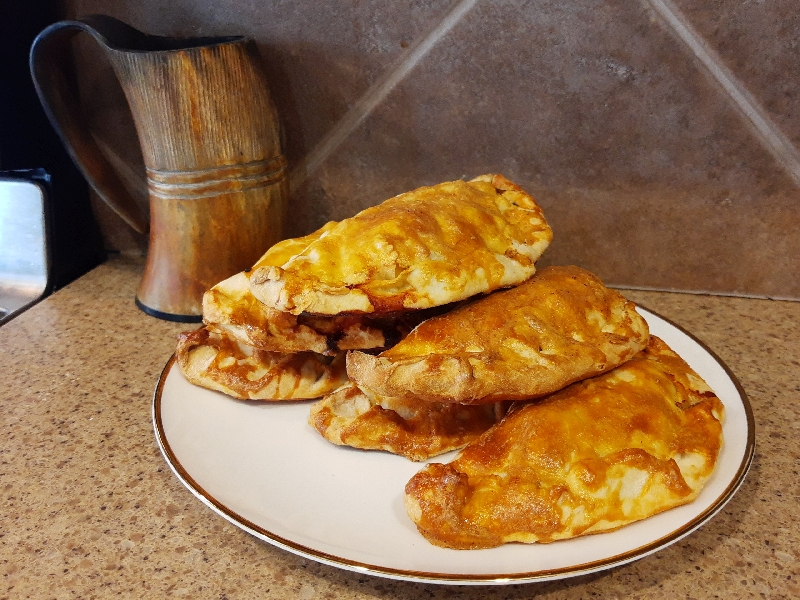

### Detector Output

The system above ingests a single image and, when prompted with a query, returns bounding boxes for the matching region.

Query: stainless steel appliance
[0,171,50,324]
[1,3,106,325]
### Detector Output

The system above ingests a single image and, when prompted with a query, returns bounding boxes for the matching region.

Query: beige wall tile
[55,0,800,298]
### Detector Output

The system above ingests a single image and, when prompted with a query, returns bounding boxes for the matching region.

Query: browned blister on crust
[403,337,725,549]
[348,265,650,405]
[248,174,552,315]
[176,327,349,400]
[309,382,509,461]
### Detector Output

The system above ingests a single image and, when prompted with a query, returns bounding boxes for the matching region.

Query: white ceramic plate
[153,308,754,585]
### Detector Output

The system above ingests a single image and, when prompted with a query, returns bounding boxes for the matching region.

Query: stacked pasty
[171,173,724,550]
[309,383,510,461]
[347,265,650,405]
[177,328,348,401]
[249,174,552,315]
[404,337,724,549]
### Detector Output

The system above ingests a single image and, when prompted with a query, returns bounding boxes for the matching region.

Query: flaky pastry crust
[176,327,348,400]
[347,266,650,404]
[309,383,509,461]
[249,174,552,315]
[404,337,725,549]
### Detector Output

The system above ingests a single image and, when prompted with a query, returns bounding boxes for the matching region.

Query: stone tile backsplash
[59,0,800,299]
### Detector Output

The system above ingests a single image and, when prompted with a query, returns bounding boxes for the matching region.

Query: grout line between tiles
[643,0,800,188]
[288,0,479,192]
[611,283,799,303]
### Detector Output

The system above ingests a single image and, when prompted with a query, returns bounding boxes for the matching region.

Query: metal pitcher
[30,15,288,321]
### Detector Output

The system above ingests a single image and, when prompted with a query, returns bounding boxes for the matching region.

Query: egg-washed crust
[248,174,553,315]
[176,327,349,401]
[309,382,510,462]
[403,336,725,549]
[347,266,650,405]
[203,225,438,355]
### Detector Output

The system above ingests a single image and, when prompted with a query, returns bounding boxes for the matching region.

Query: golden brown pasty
[309,382,509,461]
[176,327,348,400]
[404,336,725,549]
[204,224,430,355]
[347,265,650,405]
[249,174,552,315]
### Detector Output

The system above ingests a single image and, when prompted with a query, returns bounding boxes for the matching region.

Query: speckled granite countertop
[2,255,798,599]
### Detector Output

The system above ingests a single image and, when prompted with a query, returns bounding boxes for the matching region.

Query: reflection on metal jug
[30,15,288,321]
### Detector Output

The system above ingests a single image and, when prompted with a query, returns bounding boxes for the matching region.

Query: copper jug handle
[30,16,149,234]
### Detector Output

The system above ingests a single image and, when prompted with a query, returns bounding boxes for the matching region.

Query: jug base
[135,297,202,323]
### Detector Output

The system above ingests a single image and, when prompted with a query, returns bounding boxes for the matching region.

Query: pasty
[347,266,650,404]
[249,174,552,315]
[309,383,509,461]
[176,327,348,400]
[403,337,725,549]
